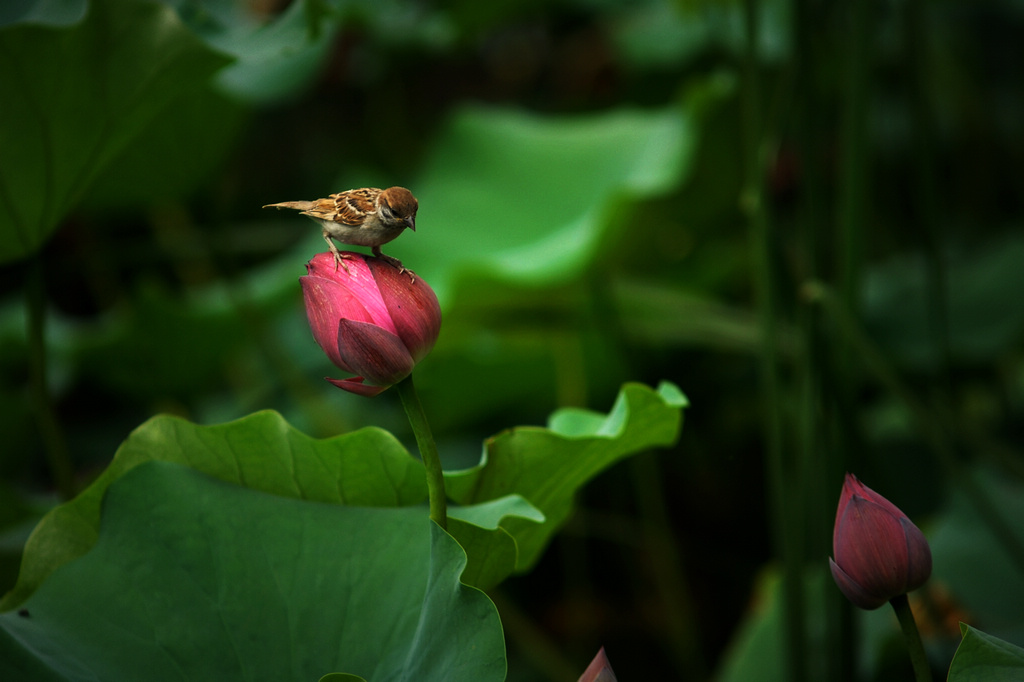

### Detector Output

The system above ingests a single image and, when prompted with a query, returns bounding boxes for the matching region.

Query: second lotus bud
[829,473,932,610]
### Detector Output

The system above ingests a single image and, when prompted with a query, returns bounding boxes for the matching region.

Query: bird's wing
[324,188,381,225]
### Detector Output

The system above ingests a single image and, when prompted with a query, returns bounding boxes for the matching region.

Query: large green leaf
[445,381,687,571]
[2,382,682,611]
[80,82,246,210]
[447,495,545,591]
[610,0,791,70]
[0,411,427,610]
[389,104,697,301]
[173,0,450,105]
[177,0,335,103]
[0,462,506,682]
[949,624,1024,681]
[0,0,87,28]
[0,0,232,262]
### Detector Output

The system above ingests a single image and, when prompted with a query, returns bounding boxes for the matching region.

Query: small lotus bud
[829,473,932,610]
[577,647,617,682]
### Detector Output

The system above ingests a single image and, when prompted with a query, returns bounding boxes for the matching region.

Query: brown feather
[328,188,382,225]
[262,200,316,211]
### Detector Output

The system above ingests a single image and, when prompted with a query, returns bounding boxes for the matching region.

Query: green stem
[395,375,447,530]
[630,456,707,678]
[742,1,806,680]
[903,0,952,395]
[890,593,933,682]
[831,0,871,678]
[27,257,76,500]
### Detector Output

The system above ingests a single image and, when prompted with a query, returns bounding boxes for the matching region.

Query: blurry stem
[742,1,806,681]
[838,1,868,314]
[805,282,1024,576]
[551,330,587,408]
[26,257,76,500]
[831,0,871,678]
[904,0,952,394]
[630,455,707,678]
[396,375,447,530]
[890,594,933,682]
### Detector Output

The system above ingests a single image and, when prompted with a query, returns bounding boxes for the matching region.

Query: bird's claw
[377,253,415,282]
[331,250,351,274]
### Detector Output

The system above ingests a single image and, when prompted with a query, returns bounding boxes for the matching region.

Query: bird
[263,186,418,276]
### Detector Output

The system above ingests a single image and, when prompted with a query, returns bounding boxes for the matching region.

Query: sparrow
[263,186,418,276]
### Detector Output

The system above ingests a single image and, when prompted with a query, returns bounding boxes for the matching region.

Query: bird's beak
[405,216,416,231]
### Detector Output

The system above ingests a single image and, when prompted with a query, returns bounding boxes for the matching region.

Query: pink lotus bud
[577,647,617,682]
[300,252,441,397]
[829,473,932,610]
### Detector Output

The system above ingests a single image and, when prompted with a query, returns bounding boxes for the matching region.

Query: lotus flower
[829,473,932,610]
[577,647,617,682]
[301,252,441,397]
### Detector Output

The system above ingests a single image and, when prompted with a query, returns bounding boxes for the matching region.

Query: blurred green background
[3,0,1024,679]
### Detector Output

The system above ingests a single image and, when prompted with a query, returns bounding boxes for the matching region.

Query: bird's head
[379,186,418,231]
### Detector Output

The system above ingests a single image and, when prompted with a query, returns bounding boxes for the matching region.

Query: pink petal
[577,647,617,682]
[829,558,888,610]
[367,257,442,362]
[901,516,933,592]
[305,252,398,335]
[336,318,415,387]
[301,277,372,371]
[833,495,908,596]
[838,474,907,525]
[325,376,390,397]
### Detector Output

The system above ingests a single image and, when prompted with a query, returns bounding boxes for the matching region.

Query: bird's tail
[262,201,316,211]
